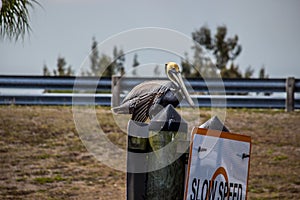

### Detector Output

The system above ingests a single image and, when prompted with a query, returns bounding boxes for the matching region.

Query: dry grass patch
[0,106,299,199]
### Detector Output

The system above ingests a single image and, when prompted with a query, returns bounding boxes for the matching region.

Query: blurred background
[1,0,300,78]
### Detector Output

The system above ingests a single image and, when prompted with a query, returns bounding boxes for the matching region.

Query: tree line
[43,26,268,79]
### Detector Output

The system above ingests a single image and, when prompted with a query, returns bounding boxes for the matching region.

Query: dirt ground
[0,106,299,199]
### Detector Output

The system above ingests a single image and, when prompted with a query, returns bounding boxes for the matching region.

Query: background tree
[132,53,139,76]
[180,52,192,77]
[89,37,100,76]
[86,38,125,77]
[258,66,269,79]
[181,45,218,78]
[244,66,254,78]
[43,56,73,76]
[86,37,113,77]
[98,54,113,77]
[43,64,51,76]
[154,65,161,76]
[192,25,242,70]
[190,25,256,79]
[55,56,66,76]
[258,66,271,95]
[191,44,204,77]
[192,43,219,78]
[221,63,242,78]
[112,46,125,76]
[0,0,40,40]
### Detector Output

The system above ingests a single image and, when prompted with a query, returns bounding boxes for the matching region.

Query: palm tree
[0,0,40,41]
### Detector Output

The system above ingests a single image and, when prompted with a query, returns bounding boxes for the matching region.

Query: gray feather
[112,80,174,122]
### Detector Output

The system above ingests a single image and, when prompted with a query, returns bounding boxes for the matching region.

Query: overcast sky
[1,0,300,78]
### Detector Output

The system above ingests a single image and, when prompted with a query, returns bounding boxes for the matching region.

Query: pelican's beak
[169,69,195,107]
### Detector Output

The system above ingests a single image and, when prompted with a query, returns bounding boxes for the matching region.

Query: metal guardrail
[1,94,299,109]
[0,94,111,106]
[0,75,288,93]
[118,77,287,93]
[0,76,111,91]
[0,75,299,110]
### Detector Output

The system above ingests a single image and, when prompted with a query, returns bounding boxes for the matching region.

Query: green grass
[33,175,66,184]
[273,155,288,161]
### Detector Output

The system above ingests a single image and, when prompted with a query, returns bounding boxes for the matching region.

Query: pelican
[112,62,195,122]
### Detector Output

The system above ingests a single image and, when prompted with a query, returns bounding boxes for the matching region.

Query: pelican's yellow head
[165,62,180,75]
[164,62,195,107]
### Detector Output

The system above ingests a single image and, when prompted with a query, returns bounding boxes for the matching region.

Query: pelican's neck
[167,72,179,88]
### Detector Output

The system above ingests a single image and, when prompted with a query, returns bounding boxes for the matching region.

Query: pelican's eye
[173,65,180,72]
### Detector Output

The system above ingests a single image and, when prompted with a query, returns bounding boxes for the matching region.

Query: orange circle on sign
[210,167,229,199]
[211,166,229,183]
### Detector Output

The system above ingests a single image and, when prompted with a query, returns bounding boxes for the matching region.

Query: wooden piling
[127,120,149,200]
[111,75,121,107]
[286,77,295,112]
[146,105,187,200]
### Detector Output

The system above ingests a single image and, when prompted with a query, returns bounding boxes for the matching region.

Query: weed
[33,175,66,184]
[273,155,288,161]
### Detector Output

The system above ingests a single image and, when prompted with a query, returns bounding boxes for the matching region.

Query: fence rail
[0,75,299,111]
[117,77,288,93]
[0,75,111,91]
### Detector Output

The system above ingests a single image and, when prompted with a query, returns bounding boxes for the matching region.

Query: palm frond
[0,0,40,41]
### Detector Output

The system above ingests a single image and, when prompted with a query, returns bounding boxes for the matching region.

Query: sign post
[185,126,251,200]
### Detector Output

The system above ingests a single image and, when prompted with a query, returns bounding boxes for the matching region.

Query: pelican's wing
[112,91,157,121]
[122,80,171,103]
[131,92,157,122]
[113,80,172,122]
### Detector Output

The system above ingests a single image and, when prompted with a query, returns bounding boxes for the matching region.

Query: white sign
[185,128,251,200]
